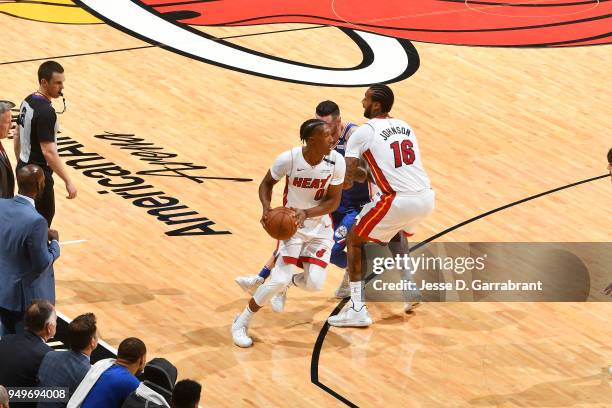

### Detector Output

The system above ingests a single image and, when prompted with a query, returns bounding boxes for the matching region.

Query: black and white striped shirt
[17,93,58,169]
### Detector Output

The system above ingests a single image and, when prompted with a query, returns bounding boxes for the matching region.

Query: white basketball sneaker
[327,302,373,327]
[403,288,422,313]
[334,271,350,298]
[231,315,253,348]
[234,275,264,295]
[270,287,288,313]
[404,302,421,313]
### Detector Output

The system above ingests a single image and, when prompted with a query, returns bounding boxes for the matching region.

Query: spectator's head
[171,380,201,408]
[25,300,56,341]
[68,313,98,356]
[16,164,45,200]
[0,384,8,408]
[117,337,147,376]
[0,102,11,140]
[37,61,64,99]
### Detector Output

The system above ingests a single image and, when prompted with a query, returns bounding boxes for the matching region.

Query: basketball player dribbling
[328,84,435,327]
[234,101,370,307]
[231,119,346,347]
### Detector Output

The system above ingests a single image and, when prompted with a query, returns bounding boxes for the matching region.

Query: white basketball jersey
[346,117,430,194]
[270,147,346,221]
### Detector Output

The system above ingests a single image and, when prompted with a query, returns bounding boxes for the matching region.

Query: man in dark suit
[0,164,60,336]
[0,101,14,198]
[38,313,98,408]
[0,300,56,407]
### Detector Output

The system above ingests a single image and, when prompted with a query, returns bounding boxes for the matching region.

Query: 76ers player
[328,84,435,327]
[316,101,371,296]
[232,119,345,347]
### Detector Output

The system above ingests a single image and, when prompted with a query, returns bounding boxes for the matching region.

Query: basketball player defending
[234,101,369,304]
[328,84,435,327]
[232,119,345,347]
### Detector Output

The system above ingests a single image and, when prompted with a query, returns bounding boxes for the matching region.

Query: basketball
[264,207,297,240]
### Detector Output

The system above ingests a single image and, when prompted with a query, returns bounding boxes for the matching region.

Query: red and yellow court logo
[1,0,609,86]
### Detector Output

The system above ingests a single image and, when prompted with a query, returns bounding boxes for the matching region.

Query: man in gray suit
[0,101,14,198]
[0,164,60,336]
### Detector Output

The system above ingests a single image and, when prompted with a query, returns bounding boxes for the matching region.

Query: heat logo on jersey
[292,175,332,200]
[1,0,609,86]
[292,176,331,189]
[316,248,327,258]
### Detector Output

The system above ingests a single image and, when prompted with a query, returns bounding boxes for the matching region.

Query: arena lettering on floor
[94,132,252,184]
[57,135,231,236]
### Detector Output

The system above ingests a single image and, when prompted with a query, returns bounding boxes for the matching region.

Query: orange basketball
[264,207,297,240]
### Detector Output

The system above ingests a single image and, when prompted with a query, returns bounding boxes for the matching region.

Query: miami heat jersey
[270,147,345,221]
[346,117,430,194]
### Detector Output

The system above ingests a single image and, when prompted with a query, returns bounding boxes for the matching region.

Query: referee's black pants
[17,160,55,227]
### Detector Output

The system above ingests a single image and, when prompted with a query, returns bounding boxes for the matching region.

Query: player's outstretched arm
[258,170,278,227]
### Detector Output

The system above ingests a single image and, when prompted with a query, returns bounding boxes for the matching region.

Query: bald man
[0,164,60,336]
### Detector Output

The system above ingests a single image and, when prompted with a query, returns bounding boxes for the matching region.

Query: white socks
[238,305,254,324]
[350,281,364,310]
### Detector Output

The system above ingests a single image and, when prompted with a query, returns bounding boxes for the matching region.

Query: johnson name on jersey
[346,118,430,194]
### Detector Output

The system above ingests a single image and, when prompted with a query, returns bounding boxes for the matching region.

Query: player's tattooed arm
[343,157,360,189]
[259,170,279,227]
[353,159,369,183]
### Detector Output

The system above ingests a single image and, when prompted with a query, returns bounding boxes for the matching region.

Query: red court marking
[140,0,611,46]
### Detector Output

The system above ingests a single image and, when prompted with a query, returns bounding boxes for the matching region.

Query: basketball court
[0,0,611,406]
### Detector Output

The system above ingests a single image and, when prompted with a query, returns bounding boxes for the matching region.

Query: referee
[14,61,77,226]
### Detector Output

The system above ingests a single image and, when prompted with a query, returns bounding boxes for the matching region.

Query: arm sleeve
[27,217,60,276]
[35,107,57,143]
[269,150,292,181]
[330,155,346,186]
[345,125,373,158]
